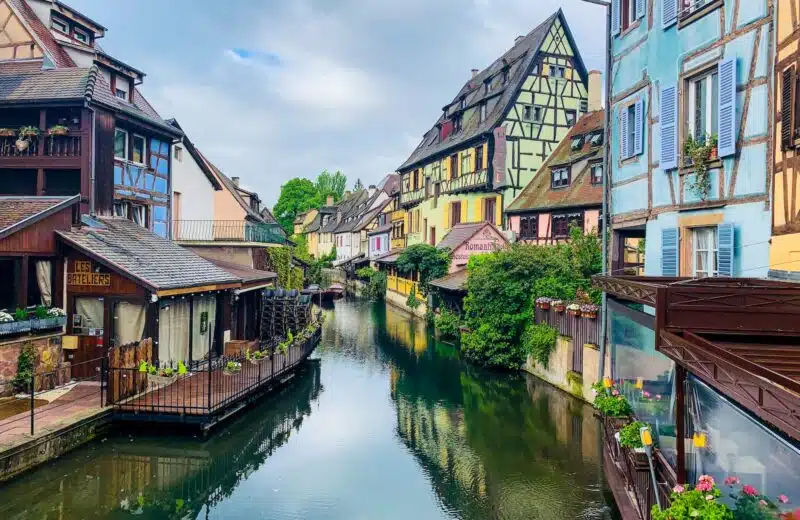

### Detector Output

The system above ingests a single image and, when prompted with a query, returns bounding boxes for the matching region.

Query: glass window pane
[114,129,126,159]
[153,177,167,193]
[73,297,104,336]
[150,156,158,169]
[132,136,145,164]
[114,164,122,185]
[153,205,167,221]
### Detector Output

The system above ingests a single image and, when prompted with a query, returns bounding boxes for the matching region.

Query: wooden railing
[534,306,600,373]
[400,187,425,206]
[0,133,83,158]
[387,274,418,297]
[391,237,407,250]
[440,169,488,195]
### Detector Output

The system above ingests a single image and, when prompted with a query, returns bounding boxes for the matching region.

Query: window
[549,65,565,79]
[113,202,129,218]
[483,197,496,223]
[571,136,585,151]
[52,17,68,34]
[523,105,543,123]
[551,167,570,189]
[480,102,487,122]
[453,115,462,133]
[132,134,146,164]
[73,27,90,45]
[459,97,466,110]
[461,153,470,175]
[687,68,719,141]
[520,215,538,240]
[114,128,127,159]
[152,205,168,237]
[174,145,183,162]
[131,204,147,228]
[580,100,589,113]
[450,154,458,179]
[475,145,484,171]
[681,0,721,18]
[591,163,603,185]
[691,226,718,278]
[552,212,583,238]
[565,110,577,127]
[590,131,604,146]
[450,201,462,227]
[115,88,128,101]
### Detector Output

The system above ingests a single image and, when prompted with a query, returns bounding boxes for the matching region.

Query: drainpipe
[86,105,97,216]
[581,0,612,379]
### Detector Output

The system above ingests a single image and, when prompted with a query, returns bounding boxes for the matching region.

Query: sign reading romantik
[67,260,111,287]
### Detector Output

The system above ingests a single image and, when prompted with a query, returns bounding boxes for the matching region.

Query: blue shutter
[717,223,735,277]
[636,0,646,20]
[718,58,738,158]
[663,0,678,28]
[661,228,680,276]
[620,107,629,159]
[660,84,678,170]
[612,0,621,36]
[634,99,644,156]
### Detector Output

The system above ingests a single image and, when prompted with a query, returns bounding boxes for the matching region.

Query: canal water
[0,300,619,519]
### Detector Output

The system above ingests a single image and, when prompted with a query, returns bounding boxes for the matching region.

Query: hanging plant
[683,134,718,200]
[48,125,69,136]
[18,126,40,139]
[0,128,15,137]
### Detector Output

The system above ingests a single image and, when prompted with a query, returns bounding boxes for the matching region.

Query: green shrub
[651,480,732,520]
[435,308,461,339]
[14,308,28,322]
[618,421,647,449]
[522,323,558,368]
[396,244,451,296]
[33,305,48,319]
[406,285,421,309]
[594,391,633,417]
[12,343,35,392]
[356,267,386,300]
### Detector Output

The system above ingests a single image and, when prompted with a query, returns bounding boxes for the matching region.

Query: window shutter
[660,84,678,170]
[495,195,502,225]
[636,0,645,20]
[444,203,450,229]
[612,0,621,35]
[718,57,737,158]
[634,99,644,156]
[661,228,679,276]
[663,0,677,29]
[461,200,468,224]
[717,223,735,277]
[476,199,484,222]
[782,66,795,150]
[620,108,630,159]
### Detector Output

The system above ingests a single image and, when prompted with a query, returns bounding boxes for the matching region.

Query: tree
[315,170,347,204]
[353,178,364,191]
[396,244,451,296]
[273,178,320,234]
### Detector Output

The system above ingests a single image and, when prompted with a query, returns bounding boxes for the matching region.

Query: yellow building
[293,210,317,236]
[773,0,800,277]
[397,10,589,247]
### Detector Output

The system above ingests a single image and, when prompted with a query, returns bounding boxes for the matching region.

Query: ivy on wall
[264,247,304,290]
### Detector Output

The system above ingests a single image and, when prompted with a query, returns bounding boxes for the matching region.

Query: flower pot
[709,147,718,161]
[538,302,551,310]
[553,304,565,313]
[31,316,66,331]
[15,139,29,152]
[0,320,31,336]
[582,311,598,319]
[567,309,580,317]
[49,128,68,136]
[0,129,14,137]
[223,369,241,376]
[147,373,175,387]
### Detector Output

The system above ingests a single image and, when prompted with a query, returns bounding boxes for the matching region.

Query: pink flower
[643,391,651,398]
[612,389,619,396]
[724,476,740,487]
[673,485,685,494]
[779,495,790,504]
[656,394,662,400]
[697,475,715,492]
[743,485,759,496]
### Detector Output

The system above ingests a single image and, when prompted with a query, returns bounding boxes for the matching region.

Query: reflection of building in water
[383,303,428,355]
[0,361,322,520]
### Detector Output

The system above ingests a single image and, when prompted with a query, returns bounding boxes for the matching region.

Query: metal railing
[108,326,320,417]
[440,169,488,195]
[173,220,287,244]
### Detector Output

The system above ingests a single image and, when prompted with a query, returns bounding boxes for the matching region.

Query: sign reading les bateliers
[67,260,111,287]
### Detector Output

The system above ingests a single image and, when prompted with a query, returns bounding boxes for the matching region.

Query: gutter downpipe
[87,104,97,216]
[582,0,613,380]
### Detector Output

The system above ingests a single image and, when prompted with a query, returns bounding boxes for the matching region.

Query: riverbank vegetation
[356,267,387,300]
[460,226,602,369]
[396,244,451,296]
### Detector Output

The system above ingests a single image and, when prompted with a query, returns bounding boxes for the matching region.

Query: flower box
[552,301,565,312]
[0,320,32,336]
[0,128,15,137]
[147,373,175,387]
[31,316,66,331]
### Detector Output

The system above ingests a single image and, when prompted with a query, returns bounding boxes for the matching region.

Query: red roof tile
[8,0,75,68]
[0,196,75,236]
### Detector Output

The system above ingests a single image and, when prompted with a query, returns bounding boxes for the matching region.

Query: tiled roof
[320,191,368,234]
[367,223,392,236]
[0,195,78,239]
[354,197,392,232]
[90,73,179,135]
[0,66,95,103]
[506,110,604,213]
[374,249,404,264]
[9,0,75,68]
[56,217,241,292]
[399,10,585,171]
[436,222,506,251]
[0,60,46,74]
[429,269,468,292]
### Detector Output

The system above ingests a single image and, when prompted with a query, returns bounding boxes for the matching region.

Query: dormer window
[73,27,90,45]
[115,87,128,101]
[590,131,604,146]
[571,136,585,151]
[551,167,570,189]
[480,102,487,122]
[52,17,68,34]
[459,97,466,110]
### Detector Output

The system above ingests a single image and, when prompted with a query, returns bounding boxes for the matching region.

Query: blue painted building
[608,0,774,279]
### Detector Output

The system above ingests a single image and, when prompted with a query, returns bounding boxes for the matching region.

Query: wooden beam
[36,168,45,195]
[156,283,240,298]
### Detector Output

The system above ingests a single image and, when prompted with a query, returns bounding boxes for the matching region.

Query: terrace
[439,169,489,195]
[173,220,287,245]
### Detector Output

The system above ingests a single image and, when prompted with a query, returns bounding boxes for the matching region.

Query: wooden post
[38,109,46,158]
[36,168,45,195]
[18,256,29,308]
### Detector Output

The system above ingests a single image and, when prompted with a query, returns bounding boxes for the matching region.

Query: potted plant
[580,303,599,319]
[47,125,69,136]
[566,302,581,316]
[617,421,650,464]
[223,360,242,375]
[0,128,15,137]
[31,306,67,331]
[0,310,31,336]
[16,126,39,152]
[535,296,552,310]
[652,476,733,520]
[682,134,718,200]
[552,300,565,313]
[139,361,177,387]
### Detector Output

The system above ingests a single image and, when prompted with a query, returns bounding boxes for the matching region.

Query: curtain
[158,299,190,363]
[113,301,146,346]
[75,297,104,335]
[191,295,217,361]
[35,260,52,307]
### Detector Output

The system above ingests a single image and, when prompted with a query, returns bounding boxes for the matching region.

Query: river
[0,299,619,519]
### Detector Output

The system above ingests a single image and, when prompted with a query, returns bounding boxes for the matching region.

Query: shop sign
[68,260,111,287]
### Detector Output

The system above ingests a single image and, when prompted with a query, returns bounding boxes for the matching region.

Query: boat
[301,283,344,303]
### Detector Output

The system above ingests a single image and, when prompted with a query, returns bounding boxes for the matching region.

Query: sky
[66,0,607,207]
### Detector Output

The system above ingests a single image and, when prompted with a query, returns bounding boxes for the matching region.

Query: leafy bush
[652,477,733,520]
[356,267,386,300]
[619,421,647,449]
[592,380,633,417]
[435,308,461,339]
[406,285,421,309]
[462,324,526,369]
[33,305,48,319]
[522,323,558,368]
[12,343,35,392]
[396,244,451,296]
[14,308,28,322]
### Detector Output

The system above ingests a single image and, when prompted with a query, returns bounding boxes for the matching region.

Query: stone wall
[0,334,64,395]
[385,289,428,319]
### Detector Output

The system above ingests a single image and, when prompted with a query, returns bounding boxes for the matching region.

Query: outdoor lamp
[640,426,653,447]
[635,377,644,390]
[641,425,662,510]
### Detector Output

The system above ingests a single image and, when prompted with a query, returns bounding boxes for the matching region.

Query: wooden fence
[534,307,600,373]
[108,338,153,406]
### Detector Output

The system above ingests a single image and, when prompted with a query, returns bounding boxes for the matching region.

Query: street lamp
[581,0,612,380]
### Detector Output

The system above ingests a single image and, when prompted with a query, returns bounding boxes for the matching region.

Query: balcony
[440,169,488,195]
[0,133,85,168]
[173,220,286,245]
[400,187,425,207]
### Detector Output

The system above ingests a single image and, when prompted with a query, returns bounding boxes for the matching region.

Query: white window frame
[51,17,68,34]
[691,226,718,278]
[480,102,487,122]
[114,128,128,160]
[113,202,129,218]
[115,87,128,101]
[552,167,570,189]
[73,27,90,44]
[591,163,603,184]
[687,68,719,141]
[131,204,147,228]
[174,145,183,162]
[131,134,146,165]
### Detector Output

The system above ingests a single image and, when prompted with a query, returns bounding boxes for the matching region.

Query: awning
[429,269,468,293]
[374,249,404,264]
[332,253,365,268]
[205,258,277,294]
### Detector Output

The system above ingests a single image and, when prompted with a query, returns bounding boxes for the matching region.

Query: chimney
[327,195,334,206]
[588,70,603,112]
[231,176,240,187]
[514,35,524,44]
[471,68,479,78]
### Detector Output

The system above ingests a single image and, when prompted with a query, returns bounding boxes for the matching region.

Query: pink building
[437,222,509,273]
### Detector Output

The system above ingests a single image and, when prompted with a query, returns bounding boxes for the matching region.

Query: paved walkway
[0,382,105,452]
